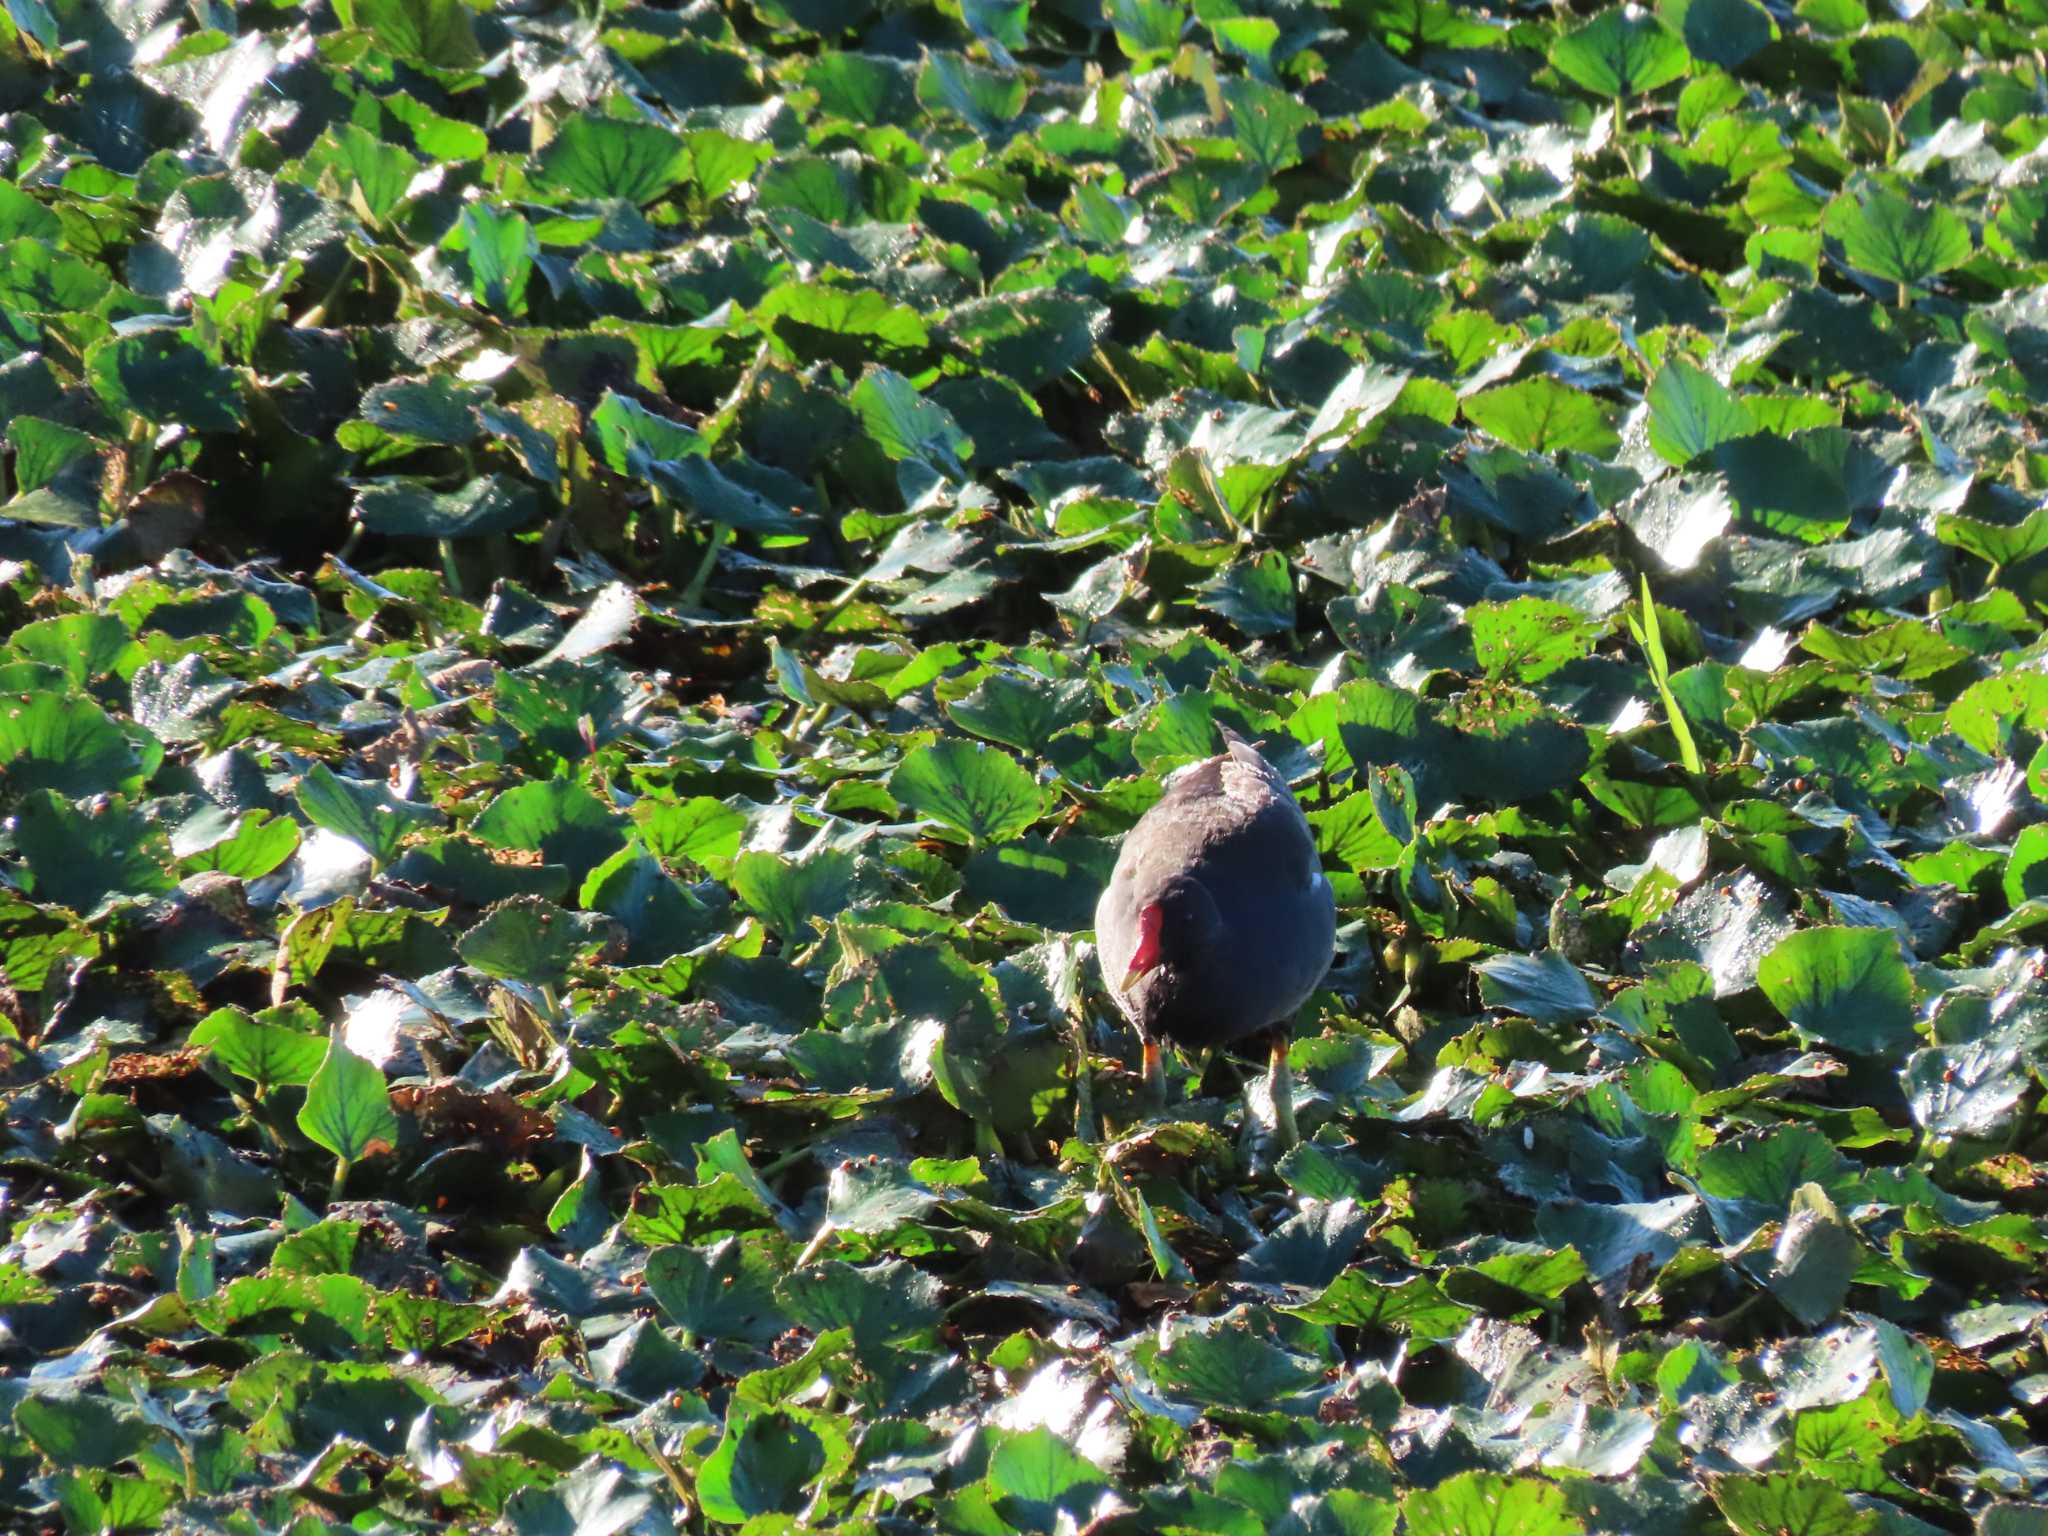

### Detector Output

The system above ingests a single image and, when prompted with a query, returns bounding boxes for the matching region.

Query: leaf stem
[678,522,729,611]
[794,1221,837,1268]
[1631,573,1704,780]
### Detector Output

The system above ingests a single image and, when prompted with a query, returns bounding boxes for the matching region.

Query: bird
[1094,725,1336,1147]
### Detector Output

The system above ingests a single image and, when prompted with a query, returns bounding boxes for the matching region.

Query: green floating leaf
[580,843,720,964]
[533,111,692,205]
[778,1257,941,1351]
[1692,1123,1850,1243]
[334,0,482,69]
[306,121,418,224]
[947,672,1093,752]
[1755,925,1916,1055]
[1194,549,1296,637]
[938,292,1106,392]
[1144,1320,1325,1412]
[1285,1269,1474,1342]
[6,415,99,496]
[13,1393,153,1470]
[179,810,299,880]
[1470,596,1600,682]
[297,1032,399,1167]
[632,795,746,875]
[981,1426,1110,1530]
[459,203,534,316]
[1871,1316,1934,1420]
[1222,75,1318,174]
[586,390,800,533]
[2004,824,2048,909]
[695,1409,832,1524]
[1823,184,1973,290]
[820,1161,939,1237]
[353,475,540,540]
[589,388,704,471]
[10,613,139,688]
[1550,9,1691,98]
[471,778,627,884]
[296,761,441,872]
[1646,358,1756,466]
[12,790,174,913]
[190,1005,327,1096]
[1711,1472,1874,1536]
[457,895,618,987]
[1662,0,1775,69]
[1475,951,1599,1023]
[1437,686,1591,804]
[86,329,245,432]
[889,739,1046,846]
[0,894,98,993]
[1405,1472,1586,1536]
[0,691,145,799]
[1767,1181,1856,1327]
[732,847,859,938]
[963,834,1119,931]
[644,1236,790,1345]
[917,52,1028,133]
[1936,505,2048,570]
[1463,376,1618,456]
[1109,0,1188,64]
[651,453,806,535]
[850,366,972,476]
[350,374,491,447]
[763,284,930,370]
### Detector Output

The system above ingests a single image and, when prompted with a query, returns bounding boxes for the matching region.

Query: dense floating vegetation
[0,0,2045,1531]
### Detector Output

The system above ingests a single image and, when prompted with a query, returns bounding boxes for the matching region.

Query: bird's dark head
[1118,877,1220,994]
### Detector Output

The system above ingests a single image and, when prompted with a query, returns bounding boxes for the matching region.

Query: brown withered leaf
[393,1080,553,1154]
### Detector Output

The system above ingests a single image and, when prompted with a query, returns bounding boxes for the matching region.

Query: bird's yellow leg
[1071,1013,1097,1144]
[1268,1030,1298,1150]
[1141,1038,1166,1113]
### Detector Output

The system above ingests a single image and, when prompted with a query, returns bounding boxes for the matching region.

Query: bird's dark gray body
[1095,729,1336,1048]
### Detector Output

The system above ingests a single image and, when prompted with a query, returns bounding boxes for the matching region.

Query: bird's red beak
[1120,903,1165,992]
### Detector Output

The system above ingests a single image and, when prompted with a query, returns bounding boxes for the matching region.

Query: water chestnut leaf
[353,475,540,540]
[349,374,490,448]
[532,113,693,206]
[1476,951,1599,1023]
[1550,9,1691,98]
[1710,1472,1875,1536]
[2,0,2046,1526]
[0,691,145,800]
[12,789,174,913]
[695,1409,831,1524]
[86,329,245,432]
[1756,926,1916,1055]
[733,847,860,937]
[1403,1471,1586,1536]
[471,777,627,883]
[1464,377,1619,456]
[297,1032,399,1169]
[457,895,618,986]
[889,739,1046,846]
[1646,358,1756,466]
[296,761,441,872]
[1823,184,1973,291]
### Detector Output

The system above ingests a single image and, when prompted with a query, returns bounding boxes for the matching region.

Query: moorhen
[1095,726,1336,1146]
